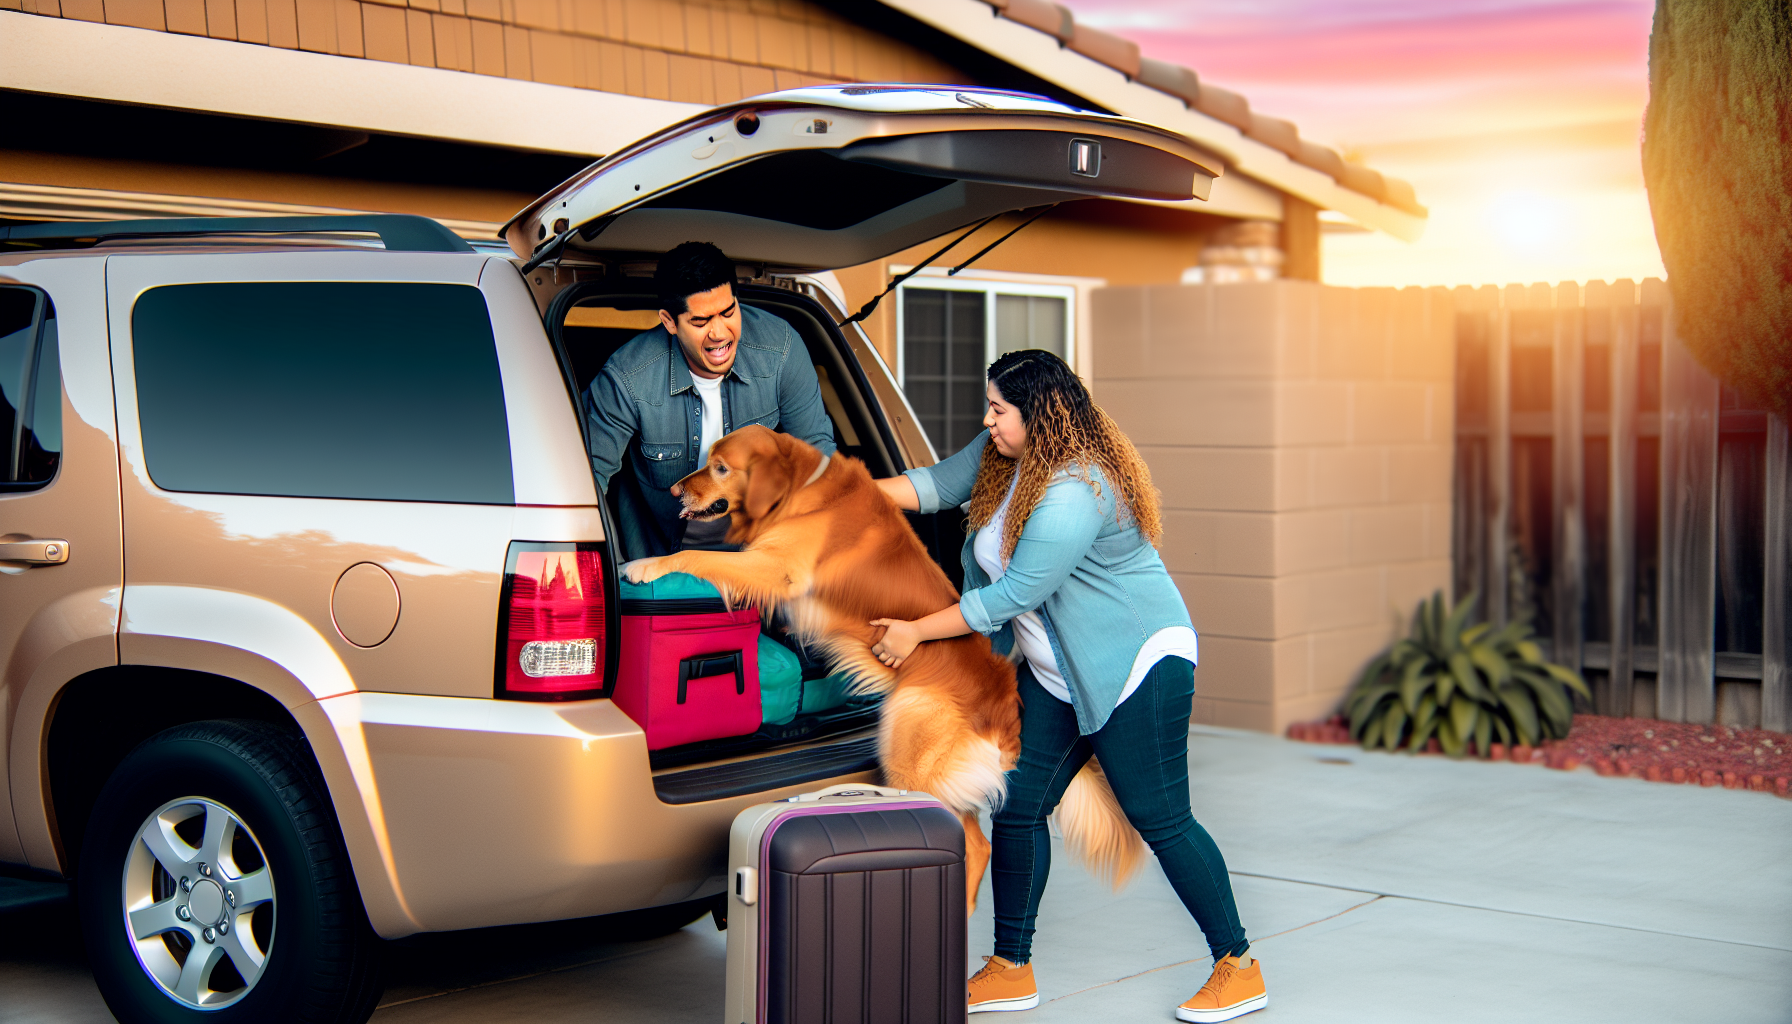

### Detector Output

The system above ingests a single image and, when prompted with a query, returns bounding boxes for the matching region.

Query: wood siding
[0,0,970,105]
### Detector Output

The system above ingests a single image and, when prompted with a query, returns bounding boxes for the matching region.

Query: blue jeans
[991,658,1250,963]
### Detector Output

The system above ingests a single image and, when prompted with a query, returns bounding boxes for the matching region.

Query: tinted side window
[0,286,61,492]
[133,282,513,504]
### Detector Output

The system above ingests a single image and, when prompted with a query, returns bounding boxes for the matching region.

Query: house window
[897,280,1074,457]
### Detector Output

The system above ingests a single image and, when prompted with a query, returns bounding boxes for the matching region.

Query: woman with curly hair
[872,349,1264,1022]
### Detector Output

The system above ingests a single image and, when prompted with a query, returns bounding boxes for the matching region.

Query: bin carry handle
[677,649,745,704]
[790,784,911,802]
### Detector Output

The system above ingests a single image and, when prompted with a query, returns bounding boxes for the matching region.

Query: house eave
[0,12,703,161]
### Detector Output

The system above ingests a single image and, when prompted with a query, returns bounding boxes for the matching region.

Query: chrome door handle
[0,539,70,564]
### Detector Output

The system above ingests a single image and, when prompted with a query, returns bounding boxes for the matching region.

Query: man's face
[660,283,741,379]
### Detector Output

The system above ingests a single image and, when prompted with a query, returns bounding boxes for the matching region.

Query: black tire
[76,719,385,1024]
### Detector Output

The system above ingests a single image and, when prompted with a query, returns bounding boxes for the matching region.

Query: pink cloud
[1166,8,1647,84]
[1061,0,1653,142]
[1059,1,1667,285]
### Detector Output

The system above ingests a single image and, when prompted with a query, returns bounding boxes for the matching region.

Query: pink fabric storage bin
[613,608,763,750]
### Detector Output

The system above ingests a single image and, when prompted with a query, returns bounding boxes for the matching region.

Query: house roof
[3,1,1422,240]
[879,0,1428,241]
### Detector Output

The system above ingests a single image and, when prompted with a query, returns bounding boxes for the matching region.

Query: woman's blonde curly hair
[967,349,1163,561]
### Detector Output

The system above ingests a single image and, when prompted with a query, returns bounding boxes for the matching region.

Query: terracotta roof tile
[996,0,1073,43]
[1337,162,1386,203]
[1068,23,1138,79]
[1246,113,1301,159]
[1379,175,1426,216]
[1189,83,1249,130]
[1296,140,1346,181]
[1136,56,1199,106]
[978,0,1420,214]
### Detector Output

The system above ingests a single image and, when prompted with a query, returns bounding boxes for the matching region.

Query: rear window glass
[132,282,513,504]
[0,286,61,491]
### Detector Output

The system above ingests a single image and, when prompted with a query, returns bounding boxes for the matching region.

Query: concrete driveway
[6,724,1790,1024]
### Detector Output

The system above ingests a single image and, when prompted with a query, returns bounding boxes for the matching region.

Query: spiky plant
[1345,592,1591,757]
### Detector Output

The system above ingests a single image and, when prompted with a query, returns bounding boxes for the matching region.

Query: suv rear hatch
[506,85,1220,270]
[507,85,1218,797]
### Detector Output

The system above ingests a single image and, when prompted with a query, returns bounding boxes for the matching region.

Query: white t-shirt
[972,476,1198,708]
[690,373,724,466]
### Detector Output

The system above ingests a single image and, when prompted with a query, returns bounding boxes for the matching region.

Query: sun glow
[1063,0,1668,288]
[1491,190,1565,251]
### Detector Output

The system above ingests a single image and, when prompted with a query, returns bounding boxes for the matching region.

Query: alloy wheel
[121,796,277,1009]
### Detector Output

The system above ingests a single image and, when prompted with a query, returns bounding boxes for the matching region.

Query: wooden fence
[1452,280,1789,731]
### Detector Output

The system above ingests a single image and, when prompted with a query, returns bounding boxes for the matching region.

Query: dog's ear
[745,432,796,521]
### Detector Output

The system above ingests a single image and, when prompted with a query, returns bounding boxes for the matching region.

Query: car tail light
[495,541,610,700]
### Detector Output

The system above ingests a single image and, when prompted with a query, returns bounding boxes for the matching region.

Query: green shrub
[1345,592,1590,757]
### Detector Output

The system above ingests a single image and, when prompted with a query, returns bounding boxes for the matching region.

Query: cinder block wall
[1093,281,1455,733]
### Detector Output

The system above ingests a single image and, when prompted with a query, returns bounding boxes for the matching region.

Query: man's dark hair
[656,241,735,317]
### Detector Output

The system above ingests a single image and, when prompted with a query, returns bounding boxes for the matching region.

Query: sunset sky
[1060,0,1668,288]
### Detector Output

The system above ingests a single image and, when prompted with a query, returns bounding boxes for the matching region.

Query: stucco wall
[1093,281,1455,732]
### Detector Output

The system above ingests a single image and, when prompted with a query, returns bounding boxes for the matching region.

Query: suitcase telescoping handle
[734,787,916,903]
[788,784,911,802]
[676,649,745,704]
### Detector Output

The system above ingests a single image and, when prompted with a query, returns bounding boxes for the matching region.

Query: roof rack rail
[0,214,474,254]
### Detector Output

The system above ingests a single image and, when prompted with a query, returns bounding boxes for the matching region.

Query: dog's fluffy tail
[1053,760,1147,890]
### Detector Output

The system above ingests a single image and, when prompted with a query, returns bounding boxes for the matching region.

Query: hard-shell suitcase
[725,785,967,1024]
[613,573,764,749]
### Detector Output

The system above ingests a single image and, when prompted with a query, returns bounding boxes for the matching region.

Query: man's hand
[620,557,669,584]
[869,618,922,668]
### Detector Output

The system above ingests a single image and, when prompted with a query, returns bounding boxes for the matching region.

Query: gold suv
[0,86,1213,1023]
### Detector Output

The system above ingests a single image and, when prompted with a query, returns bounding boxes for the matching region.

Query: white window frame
[890,267,1101,387]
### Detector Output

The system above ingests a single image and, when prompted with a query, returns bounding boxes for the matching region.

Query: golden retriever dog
[621,425,1144,910]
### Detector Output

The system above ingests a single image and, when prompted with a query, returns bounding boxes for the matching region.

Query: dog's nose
[670,483,683,497]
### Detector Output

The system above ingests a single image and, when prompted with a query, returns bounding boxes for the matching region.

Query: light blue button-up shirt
[905,431,1195,735]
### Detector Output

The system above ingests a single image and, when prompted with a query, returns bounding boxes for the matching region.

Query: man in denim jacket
[584,241,836,558]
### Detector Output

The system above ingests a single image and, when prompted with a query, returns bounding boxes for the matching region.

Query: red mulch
[1288,714,1792,797]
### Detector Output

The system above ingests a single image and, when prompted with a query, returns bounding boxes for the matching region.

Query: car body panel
[476,256,598,508]
[305,691,876,938]
[506,85,1220,271]
[0,257,124,873]
[104,252,557,703]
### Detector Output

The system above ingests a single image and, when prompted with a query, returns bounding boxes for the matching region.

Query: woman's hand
[869,618,922,668]
[868,604,974,669]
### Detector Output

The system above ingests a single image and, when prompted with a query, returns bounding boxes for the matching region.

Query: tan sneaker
[968,955,1039,1013]
[1176,955,1266,1022]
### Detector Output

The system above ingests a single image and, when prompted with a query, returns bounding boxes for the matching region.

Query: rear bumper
[298,692,875,939]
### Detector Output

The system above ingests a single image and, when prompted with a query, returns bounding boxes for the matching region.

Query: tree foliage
[1643,1,1792,416]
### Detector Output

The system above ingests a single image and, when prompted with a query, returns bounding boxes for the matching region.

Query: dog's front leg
[619,556,672,584]
[636,548,810,608]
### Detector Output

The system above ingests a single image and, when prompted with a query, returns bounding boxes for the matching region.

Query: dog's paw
[620,557,667,584]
